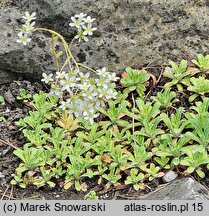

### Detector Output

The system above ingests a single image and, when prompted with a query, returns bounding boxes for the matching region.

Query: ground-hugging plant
[187,76,209,102]
[120,67,149,97]
[11,11,209,193]
[160,107,188,138]
[17,11,119,125]
[163,60,190,91]
[192,54,209,73]
[151,88,178,109]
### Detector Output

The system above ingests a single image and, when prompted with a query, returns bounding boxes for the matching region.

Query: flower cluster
[69,13,97,42]
[17,12,118,124]
[17,11,36,45]
[41,68,119,124]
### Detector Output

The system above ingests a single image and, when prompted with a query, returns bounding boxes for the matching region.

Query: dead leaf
[68,119,79,131]
[124,169,130,175]
[188,67,200,75]
[121,148,128,154]
[118,112,126,119]
[81,182,88,192]
[63,181,73,190]
[147,73,157,86]
[157,172,166,177]
[7,124,17,130]
[100,154,112,163]
[122,71,128,78]
[152,139,158,145]
[58,111,79,132]
[139,183,146,190]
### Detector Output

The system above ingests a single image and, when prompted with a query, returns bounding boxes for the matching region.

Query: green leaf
[116,119,129,127]
[172,158,180,166]
[133,184,140,191]
[0,95,5,104]
[120,67,149,95]
[187,167,195,174]
[196,168,205,178]
[192,54,209,72]
[177,84,183,92]
[47,181,56,187]
[189,94,198,103]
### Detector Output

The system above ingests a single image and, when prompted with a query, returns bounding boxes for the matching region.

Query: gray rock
[0,0,209,83]
[137,177,209,200]
[162,170,178,183]
[0,6,54,84]
[3,89,16,104]
[0,172,5,179]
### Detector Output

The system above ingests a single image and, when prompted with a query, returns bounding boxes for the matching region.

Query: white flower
[69,16,84,29]
[17,32,31,45]
[23,21,36,31]
[83,16,95,24]
[83,106,93,117]
[109,82,117,89]
[74,30,88,42]
[49,84,62,98]
[96,67,108,77]
[68,101,83,117]
[76,72,90,81]
[94,101,101,109]
[78,82,92,91]
[82,91,97,100]
[100,100,106,108]
[95,78,109,88]
[83,109,99,124]
[83,23,97,36]
[108,73,120,82]
[105,89,117,100]
[59,101,69,110]
[22,11,36,22]
[60,77,76,92]
[75,13,87,20]
[55,71,67,79]
[41,73,54,84]
[74,99,86,109]
[97,88,107,98]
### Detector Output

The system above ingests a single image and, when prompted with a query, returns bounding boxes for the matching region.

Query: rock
[3,89,16,104]
[137,177,209,200]
[0,172,5,179]
[3,89,22,108]
[0,6,54,84]
[162,170,178,183]
[0,0,209,83]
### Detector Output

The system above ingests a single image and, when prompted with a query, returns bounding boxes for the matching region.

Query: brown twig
[98,185,129,195]
[0,193,16,200]
[0,158,19,165]
[156,68,164,84]
[8,185,14,200]
[1,186,10,200]
[0,139,19,150]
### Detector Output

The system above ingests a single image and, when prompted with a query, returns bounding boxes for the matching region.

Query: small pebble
[0,172,5,179]
[162,170,178,183]
[3,90,15,104]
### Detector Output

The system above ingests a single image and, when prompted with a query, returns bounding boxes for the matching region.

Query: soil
[0,66,208,200]
[0,79,86,200]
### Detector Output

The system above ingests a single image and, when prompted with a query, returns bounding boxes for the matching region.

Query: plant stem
[77,63,97,73]
[34,28,79,71]
[131,93,136,149]
[51,34,60,71]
